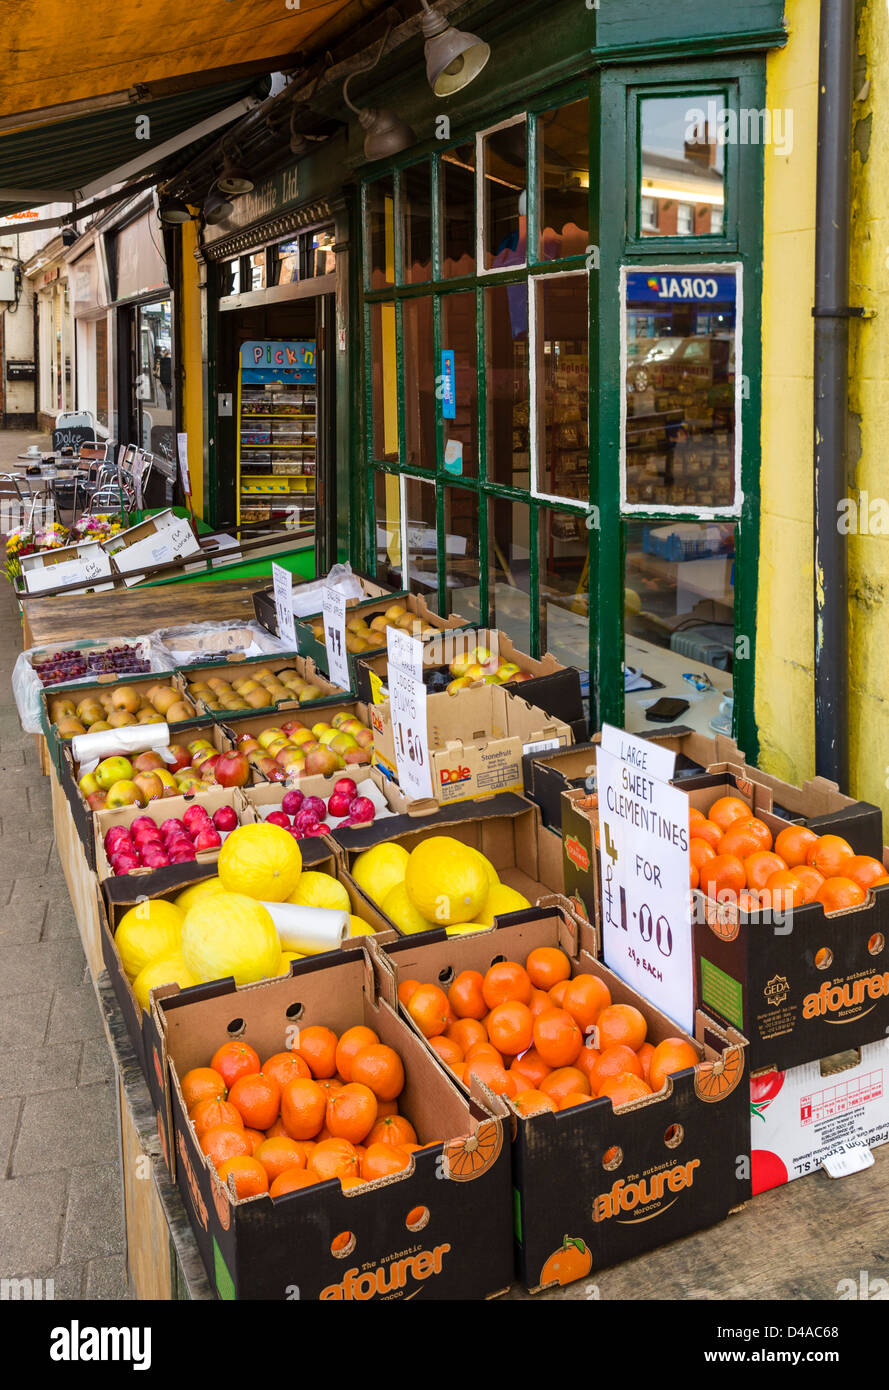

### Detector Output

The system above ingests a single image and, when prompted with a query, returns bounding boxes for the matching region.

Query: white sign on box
[596,723,694,1033]
[272,563,296,648]
[322,585,350,690]
[389,668,432,800]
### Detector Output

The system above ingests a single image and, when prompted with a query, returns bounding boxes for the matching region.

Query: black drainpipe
[813,0,855,791]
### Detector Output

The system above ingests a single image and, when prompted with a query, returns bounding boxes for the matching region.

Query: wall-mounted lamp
[203,188,234,225]
[342,28,416,161]
[158,196,195,225]
[418,0,490,97]
[217,150,254,195]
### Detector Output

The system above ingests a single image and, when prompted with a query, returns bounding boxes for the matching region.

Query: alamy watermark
[685,99,794,157]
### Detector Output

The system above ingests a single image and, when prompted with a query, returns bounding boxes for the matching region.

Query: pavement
[0,429,130,1301]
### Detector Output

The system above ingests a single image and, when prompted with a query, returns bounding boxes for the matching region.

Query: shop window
[404,477,438,598]
[622,265,739,512]
[374,471,402,586]
[537,98,590,262]
[484,283,530,489]
[481,117,527,271]
[640,196,658,233]
[248,252,267,292]
[367,176,396,290]
[443,486,480,621]
[94,317,108,431]
[488,497,531,652]
[308,226,336,277]
[533,272,588,502]
[401,162,433,284]
[623,519,735,732]
[221,258,241,295]
[402,299,435,470]
[441,292,478,478]
[637,95,725,240]
[539,508,589,669]
[134,299,173,456]
[369,303,398,462]
[441,144,476,278]
[272,238,299,287]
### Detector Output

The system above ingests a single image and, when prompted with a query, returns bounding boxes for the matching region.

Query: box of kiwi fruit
[43,677,203,773]
[296,592,467,684]
[177,653,353,720]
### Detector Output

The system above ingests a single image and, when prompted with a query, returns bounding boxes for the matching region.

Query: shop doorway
[119,298,174,465]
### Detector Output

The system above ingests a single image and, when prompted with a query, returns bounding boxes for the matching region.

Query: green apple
[95,756,135,791]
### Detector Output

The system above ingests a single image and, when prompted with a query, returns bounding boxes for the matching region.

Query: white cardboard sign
[272,563,296,648]
[386,626,424,683]
[596,722,693,1032]
[389,665,432,801]
[322,585,350,691]
[176,432,192,496]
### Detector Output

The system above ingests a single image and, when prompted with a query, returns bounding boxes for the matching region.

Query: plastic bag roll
[71,723,172,768]
[261,902,349,955]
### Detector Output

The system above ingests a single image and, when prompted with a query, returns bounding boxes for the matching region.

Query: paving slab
[0,1043,82,1100]
[60,1162,125,1263]
[12,1082,118,1177]
[0,1172,68,1271]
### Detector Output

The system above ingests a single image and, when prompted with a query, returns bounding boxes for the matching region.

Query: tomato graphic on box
[750,1069,784,1121]
[751,1149,789,1195]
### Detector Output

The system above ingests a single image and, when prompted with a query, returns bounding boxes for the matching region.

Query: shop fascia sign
[208,165,299,237]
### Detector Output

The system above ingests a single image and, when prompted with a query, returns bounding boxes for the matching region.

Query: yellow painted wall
[179,218,204,521]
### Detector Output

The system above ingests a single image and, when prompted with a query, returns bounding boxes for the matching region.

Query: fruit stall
[16,564,889,1302]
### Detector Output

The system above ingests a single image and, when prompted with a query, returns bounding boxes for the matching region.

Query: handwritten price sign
[272,563,296,648]
[322,586,350,690]
[389,666,432,800]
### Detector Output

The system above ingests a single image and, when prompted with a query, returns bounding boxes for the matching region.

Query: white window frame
[618,261,743,519]
[675,202,695,236]
[640,196,658,232]
[528,268,590,512]
[475,113,528,277]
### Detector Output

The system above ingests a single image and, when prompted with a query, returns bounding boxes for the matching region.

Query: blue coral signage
[240,340,316,384]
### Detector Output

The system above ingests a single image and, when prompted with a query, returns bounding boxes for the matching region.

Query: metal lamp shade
[203,189,234,225]
[159,197,192,225]
[217,157,254,195]
[422,16,490,97]
[359,107,417,161]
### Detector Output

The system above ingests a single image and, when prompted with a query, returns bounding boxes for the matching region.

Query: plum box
[371,682,573,808]
[93,785,254,883]
[371,906,748,1292]
[746,1039,889,1197]
[147,949,513,1300]
[252,573,401,641]
[221,701,374,785]
[242,764,406,837]
[179,652,354,720]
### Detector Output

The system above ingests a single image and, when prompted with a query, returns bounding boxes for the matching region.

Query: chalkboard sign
[51,425,96,452]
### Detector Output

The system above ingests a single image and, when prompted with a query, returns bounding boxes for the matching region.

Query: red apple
[281,789,305,817]
[193,827,222,851]
[131,825,162,846]
[133,751,164,774]
[111,851,140,875]
[214,752,250,788]
[198,755,221,781]
[130,816,157,835]
[166,745,193,773]
[212,806,238,834]
[266,811,291,829]
[87,791,109,812]
[326,791,354,819]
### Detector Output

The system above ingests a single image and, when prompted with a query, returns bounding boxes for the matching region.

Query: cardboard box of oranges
[147,949,513,1300]
[370,905,748,1293]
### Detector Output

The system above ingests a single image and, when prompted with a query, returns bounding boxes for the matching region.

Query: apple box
[42,672,204,778]
[220,700,375,785]
[147,949,514,1300]
[252,572,401,640]
[292,590,467,686]
[178,652,354,721]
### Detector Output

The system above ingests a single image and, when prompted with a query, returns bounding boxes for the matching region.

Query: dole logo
[803,971,889,1020]
[440,765,471,786]
[565,836,590,873]
[592,1160,700,1222]
[321,1243,452,1299]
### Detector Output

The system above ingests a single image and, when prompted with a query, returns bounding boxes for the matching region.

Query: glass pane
[441,144,475,278]
[402,298,435,470]
[535,273,588,500]
[441,292,478,478]
[248,252,266,292]
[404,477,438,599]
[95,317,108,430]
[370,303,398,461]
[624,268,737,508]
[623,519,735,734]
[401,162,433,283]
[538,98,590,261]
[221,258,240,295]
[136,299,173,456]
[374,471,402,586]
[444,487,481,622]
[271,238,299,287]
[310,226,336,277]
[484,283,530,489]
[367,176,396,289]
[488,498,531,652]
[483,119,527,270]
[539,507,589,668]
[639,95,726,238]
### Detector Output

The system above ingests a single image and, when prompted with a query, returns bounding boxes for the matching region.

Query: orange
[200,1123,252,1168]
[691,818,723,852]
[540,1237,592,1288]
[574,1044,602,1087]
[447,970,487,1020]
[690,837,717,871]
[525,947,571,991]
[270,1168,320,1196]
[690,864,699,890]
[539,1067,590,1107]
[367,1114,418,1148]
[596,1003,647,1052]
[774,824,819,868]
[243,1128,265,1155]
[334,1026,380,1081]
[815,877,867,913]
[738,887,764,913]
[547,980,570,1008]
[844,855,889,891]
[309,1138,360,1182]
[699,853,746,902]
[533,1007,583,1068]
[482,961,532,1009]
[261,1051,311,1088]
[465,1040,504,1066]
[280,1077,327,1140]
[688,806,709,833]
[708,795,752,832]
[264,1117,289,1139]
[407,984,450,1038]
[451,1063,467,1084]
[561,975,612,1033]
[189,1098,244,1139]
[807,834,854,877]
[255,1137,307,1182]
[361,1143,411,1181]
[648,1038,699,1092]
[464,1057,517,1098]
[597,1073,653,1107]
[744,851,788,891]
[721,820,773,859]
[181,1067,226,1110]
[558,1092,590,1111]
[528,988,552,1021]
[397,979,421,1007]
[326,1083,379,1144]
[350,1045,405,1101]
[763,869,805,910]
[447,1017,487,1052]
[316,1077,344,1101]
[211,1041,261,1090]
[509,1048,551,1090]
[429,1035,464,1067]
[589,1044,642,1094]
[486,1001,534,1056]
[228,1073,280,1131]
[376,1098,399,1118]
[513,1090,557,1117]
[794,865,825,903]
[216,1155,269,1198]
[636,1041,655,1084]
[295,1025,338,1079]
